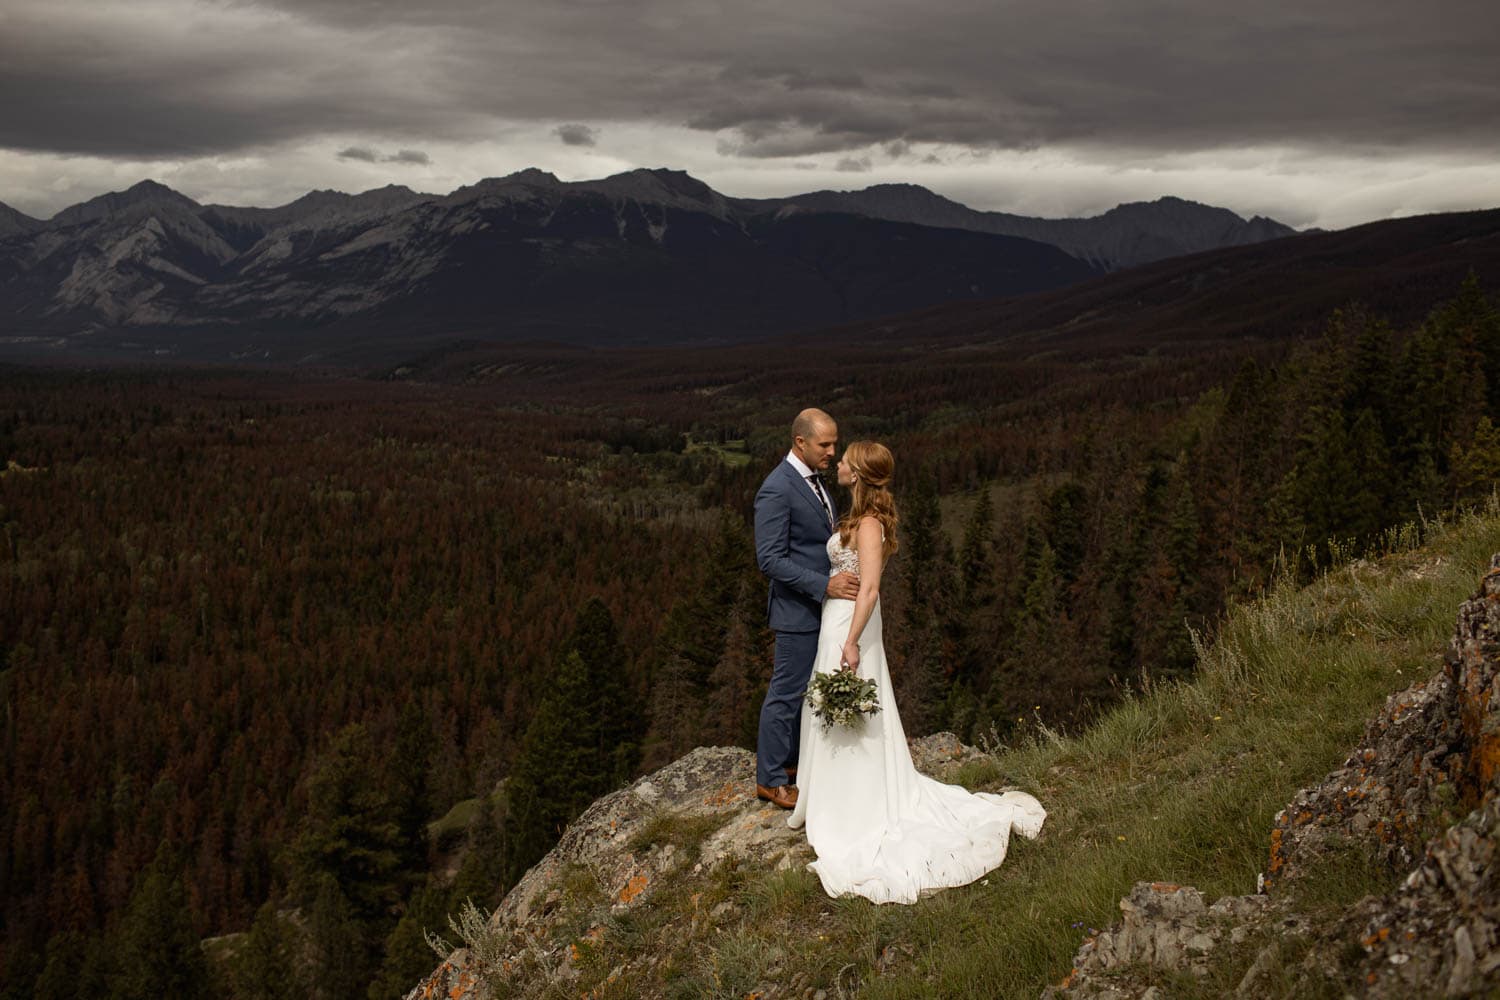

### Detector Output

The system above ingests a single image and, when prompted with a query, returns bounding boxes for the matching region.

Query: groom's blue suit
[753,457,837,788]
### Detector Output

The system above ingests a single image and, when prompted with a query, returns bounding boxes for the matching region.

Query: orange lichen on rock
[1474,729,1500,789]
[1149,882,1182,893]
[704,780,747,806]
[1268,827,1285,875]
[617,873,649,904]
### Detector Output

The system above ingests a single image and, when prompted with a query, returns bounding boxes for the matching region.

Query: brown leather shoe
[756,783,798,809]
[784,765,798,781]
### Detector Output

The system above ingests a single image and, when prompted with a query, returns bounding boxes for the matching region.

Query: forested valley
[3,275,1498,998]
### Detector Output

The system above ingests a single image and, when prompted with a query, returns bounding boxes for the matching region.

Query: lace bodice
[827,531,860,576]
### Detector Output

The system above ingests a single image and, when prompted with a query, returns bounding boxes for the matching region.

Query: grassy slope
[750,509,1488,1000]
[490,503,1500,999]
[863,506,1498,999]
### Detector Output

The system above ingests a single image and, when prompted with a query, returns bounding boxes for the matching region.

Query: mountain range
[816,204,1500,354]
[0,170,1296,359]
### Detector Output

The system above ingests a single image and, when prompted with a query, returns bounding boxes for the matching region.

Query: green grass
[427,786,505,852]
[682,437,753,468]
[627,810,732,863]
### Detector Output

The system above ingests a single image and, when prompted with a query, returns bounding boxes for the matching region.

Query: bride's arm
[840,516,884,672]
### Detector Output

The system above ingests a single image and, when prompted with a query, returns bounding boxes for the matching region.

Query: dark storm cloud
[554,124,599,147]
[0,2,488,157]
[2,0,1497,160]
[385,149,432,164]
[339,146,431,164]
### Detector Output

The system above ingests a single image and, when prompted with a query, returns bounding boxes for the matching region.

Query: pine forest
[3,276,1500,997]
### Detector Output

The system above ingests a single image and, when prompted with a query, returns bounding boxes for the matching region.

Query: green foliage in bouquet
[806,670,881,732]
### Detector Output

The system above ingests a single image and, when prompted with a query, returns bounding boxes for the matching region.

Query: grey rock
[405,734,997,1000]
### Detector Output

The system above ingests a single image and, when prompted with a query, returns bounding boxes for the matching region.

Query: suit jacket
[754,458,837,633]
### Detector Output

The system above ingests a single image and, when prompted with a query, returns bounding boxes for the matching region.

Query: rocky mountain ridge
[0,170,1294,357]
[770,184,1297,271]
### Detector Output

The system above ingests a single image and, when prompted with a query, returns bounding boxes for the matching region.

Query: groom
[752,408,860,809]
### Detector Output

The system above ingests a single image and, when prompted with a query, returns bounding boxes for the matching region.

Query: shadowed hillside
[813,207,1500,355]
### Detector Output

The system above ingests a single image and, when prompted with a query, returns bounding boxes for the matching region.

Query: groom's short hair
[792,407,833,441]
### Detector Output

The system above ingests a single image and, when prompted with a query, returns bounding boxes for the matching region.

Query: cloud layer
[4,0,1496,159]
[0,0,1496,226]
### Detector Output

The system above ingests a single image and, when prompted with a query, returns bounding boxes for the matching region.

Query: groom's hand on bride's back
[827,572,860,600]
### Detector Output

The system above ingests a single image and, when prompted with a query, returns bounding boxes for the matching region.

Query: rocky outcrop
[404,734,996,1000]
[1051,556,1500,998]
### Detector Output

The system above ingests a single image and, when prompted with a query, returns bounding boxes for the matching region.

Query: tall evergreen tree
[111,845,211,1000]
[704,577,771,749]
[990,542,1069,723]
[893,474,960,732]
[34,932,110,1000]
[390,703,432,878]
[290,724,405,927]
[1344,308,1397,436]
[642,511,760,765]
[1150,458,1202,677]
[1450,415,1500,504]
[1043,480,1088,590]
[1443,271,1500,414]
[502,649,610,887]
[899,474,943,637]
[366,884,450,1000]
[306,875,367,1000]
[232,901,306,1000]
[568,596,642,785]
[959,484,996,606]
[1346,407,1392,539]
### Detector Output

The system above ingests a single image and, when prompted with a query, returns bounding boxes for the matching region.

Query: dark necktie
[807,474,834,528]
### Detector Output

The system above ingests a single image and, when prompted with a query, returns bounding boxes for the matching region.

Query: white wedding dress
[787,531,1046,904]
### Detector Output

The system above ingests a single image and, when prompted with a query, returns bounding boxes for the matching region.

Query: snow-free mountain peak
[503,168,563,186]
[49,179,203,228]
[775,185,1297,269]
[0,201,44,239]
[577,168,730,214]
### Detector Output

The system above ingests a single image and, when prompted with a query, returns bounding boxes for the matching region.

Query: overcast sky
[1,0,1497,229]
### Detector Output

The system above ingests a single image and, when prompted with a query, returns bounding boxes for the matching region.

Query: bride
[787,441,1046,904]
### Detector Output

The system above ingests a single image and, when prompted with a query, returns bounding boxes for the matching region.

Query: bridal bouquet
[806,669,880,732]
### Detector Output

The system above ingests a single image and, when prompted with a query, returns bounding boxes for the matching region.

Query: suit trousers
[757,628,820,787]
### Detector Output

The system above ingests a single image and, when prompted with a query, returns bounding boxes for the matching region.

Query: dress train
[787,596,1046,904]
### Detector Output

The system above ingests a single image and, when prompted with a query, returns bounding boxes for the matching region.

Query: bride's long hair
[838,440,899,558]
